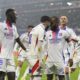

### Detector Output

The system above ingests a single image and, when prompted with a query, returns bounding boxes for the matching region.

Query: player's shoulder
[31,23,44,33]
[66,27,74,32]
[0,21,5,26]
[35,23,44,30]
[0,21,7,29]
[20,32,28,38]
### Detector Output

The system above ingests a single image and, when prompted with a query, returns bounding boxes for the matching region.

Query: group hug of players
[0,8,80,80]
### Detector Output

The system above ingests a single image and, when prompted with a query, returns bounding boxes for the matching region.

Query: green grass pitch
[15,58,80,80]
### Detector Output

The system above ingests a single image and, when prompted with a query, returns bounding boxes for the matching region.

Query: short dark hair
[6,8,14,16]
[41,16,50,22]
[27,25,34,28]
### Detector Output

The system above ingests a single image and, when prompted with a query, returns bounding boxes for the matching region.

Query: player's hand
[68,58,73,67]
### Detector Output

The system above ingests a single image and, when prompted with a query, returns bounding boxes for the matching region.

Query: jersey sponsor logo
[4,28,13,39]
[0,59,3,65]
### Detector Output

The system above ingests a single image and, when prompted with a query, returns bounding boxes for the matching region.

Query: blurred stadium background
[0,0,80,34]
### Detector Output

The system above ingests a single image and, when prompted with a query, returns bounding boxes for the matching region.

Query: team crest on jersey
[59,33,62,36]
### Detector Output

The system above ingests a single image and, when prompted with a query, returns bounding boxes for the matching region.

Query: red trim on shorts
[32,60,39,74]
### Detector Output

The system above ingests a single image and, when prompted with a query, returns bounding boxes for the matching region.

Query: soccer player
[59,16,77,79]
[45,16,78,80]
[0,9,27,80]
[27,16,50,80]
[15,25,34,80]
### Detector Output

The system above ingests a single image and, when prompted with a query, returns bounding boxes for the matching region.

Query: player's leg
[7,59,16,80]
[0,58,6,80]
[47,74,53,80]
[16,51,26,80]
[7,72,15,80]
[0,71,6,80]
[57,67,65,80]
[45,66,53,80]
[27,55,42,80]
[58,75,65,80]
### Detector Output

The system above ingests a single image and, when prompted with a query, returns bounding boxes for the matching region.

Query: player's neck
[60,24,67,29]
[42,23,48,29]
[6,20,12,27]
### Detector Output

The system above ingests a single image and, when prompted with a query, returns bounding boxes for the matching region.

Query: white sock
[16,66,21,80]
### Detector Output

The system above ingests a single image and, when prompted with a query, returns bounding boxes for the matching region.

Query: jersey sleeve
[63,30,70,39]
[38,29,44,41]
[14,26,19,39]
[13,42,19,51]
[69,29,77,39]
[20,34,25,42]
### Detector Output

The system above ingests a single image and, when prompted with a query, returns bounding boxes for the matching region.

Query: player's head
[60,16,68,25]
[6,8,17,23]
[50,16,59,31]
[41,16,50,28]
[27,25,34,33]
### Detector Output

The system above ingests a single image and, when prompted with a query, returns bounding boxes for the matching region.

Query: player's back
[28,23,45,55]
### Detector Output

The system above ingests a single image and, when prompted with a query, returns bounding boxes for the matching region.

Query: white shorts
[26,54,41,75]
[45,61,64,75]
[0,58,15,72]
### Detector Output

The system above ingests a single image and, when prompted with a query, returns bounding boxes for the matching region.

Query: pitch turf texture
[15,58,80,80]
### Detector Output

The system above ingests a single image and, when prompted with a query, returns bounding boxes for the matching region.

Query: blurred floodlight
[50,3,54,6]
[67,2,72,6]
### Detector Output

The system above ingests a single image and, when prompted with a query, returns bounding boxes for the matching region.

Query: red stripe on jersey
[52,32,56,39]
[6,20,12,32]
[52,32,56,42]
[32,60,39,74]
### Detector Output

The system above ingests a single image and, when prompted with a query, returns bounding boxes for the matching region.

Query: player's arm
[14,26,26,51]
[65,29,78,43]
[15,37,26,51]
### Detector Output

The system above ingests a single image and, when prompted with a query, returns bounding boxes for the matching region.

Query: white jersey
[0,21,19,59]
[14,32,29,51]
[61,27,77,62]
[20,32,29,48]
[28,23,45,56]
[45,29,70,68]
